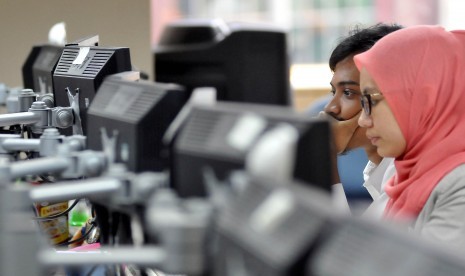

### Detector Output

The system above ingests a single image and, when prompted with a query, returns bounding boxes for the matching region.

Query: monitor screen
[170,102,332,198]
[53,45,132,135]
[22,44,63,94]
[87,78,188,172]
[154,19,291,106]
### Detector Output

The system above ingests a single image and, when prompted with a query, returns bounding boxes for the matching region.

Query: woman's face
[358,67,407,158]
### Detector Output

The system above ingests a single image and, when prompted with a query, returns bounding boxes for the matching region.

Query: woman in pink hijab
[354,25,465,245]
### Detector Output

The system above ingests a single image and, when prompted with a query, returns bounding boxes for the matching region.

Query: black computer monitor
[308,216,465,276]
[53,44,132,135]
[154,19,291,106]
[170,102,332,198]
[87,77,188,172]
[22,44,64,94]
[213,173,465,276]
[212,173,333,276]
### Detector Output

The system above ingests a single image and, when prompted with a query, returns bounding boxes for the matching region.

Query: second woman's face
[358,67,407,158]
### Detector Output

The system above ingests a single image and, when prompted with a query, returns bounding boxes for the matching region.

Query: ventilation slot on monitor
[123,91,163,121]
[82,52,113,77]
[177,110,220,152]
[54,49,79,73]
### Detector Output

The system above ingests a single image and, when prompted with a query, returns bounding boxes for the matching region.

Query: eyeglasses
[360,93,383,115]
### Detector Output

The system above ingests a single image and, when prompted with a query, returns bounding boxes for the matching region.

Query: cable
[38,174,55,183]
[32,198,81,221]
[55,223,96,247]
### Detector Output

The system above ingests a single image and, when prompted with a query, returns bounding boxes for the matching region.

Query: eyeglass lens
[361,94,371,115]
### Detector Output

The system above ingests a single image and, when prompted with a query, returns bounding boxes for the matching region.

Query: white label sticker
[73,47,90,65]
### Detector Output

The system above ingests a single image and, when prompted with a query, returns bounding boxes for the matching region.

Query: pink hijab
[354,25,465,219]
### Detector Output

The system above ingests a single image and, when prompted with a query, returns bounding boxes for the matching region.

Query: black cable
[55,223,96,247]
[38,174,55,183]
[32,198,81,221]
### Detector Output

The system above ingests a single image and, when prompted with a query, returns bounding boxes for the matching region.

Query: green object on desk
[69,210,89,227]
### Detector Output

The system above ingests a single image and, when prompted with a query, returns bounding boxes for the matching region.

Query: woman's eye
[329,89,336,96]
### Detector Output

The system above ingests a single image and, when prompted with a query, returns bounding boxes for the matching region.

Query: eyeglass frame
[360,92,383,115]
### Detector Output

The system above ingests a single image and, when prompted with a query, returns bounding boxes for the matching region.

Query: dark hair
[329,23,403,71]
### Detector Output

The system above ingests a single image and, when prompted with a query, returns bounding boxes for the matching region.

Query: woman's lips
[367,135,379,145]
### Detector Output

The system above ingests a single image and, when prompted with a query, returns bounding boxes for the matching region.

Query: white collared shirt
[332,157,396,218]
[362,157,396,218]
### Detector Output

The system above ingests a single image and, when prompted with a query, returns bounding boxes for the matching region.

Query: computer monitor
[22,44,64,94]
[87,77,188,172]
[212,172,333,276]
[213,173,465,276]
[308,217,465,276]
[170,102,332,198]
[154,19,291,106]
[53,44,132,135]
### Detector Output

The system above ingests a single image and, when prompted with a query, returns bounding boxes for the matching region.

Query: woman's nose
[358,110,373,128]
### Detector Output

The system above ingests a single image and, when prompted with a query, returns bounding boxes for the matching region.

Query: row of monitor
[17,19,336,266]
[22,19,290,117]
[19,19,333,198]
[88,78,332,197]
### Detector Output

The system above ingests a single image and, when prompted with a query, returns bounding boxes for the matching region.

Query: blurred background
[0,0,463,110]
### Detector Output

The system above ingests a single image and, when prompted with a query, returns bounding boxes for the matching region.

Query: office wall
[0,0,151,88]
